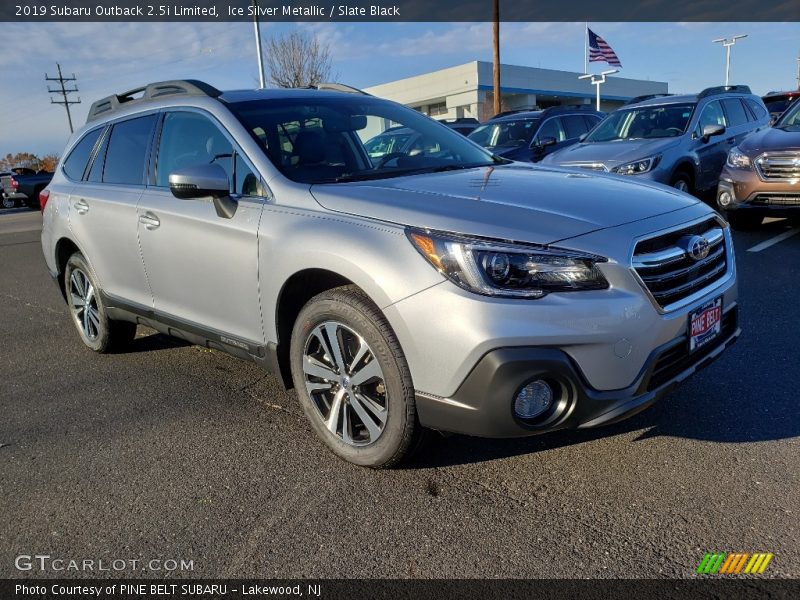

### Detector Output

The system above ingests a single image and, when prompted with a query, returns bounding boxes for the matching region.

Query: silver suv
[41,80,740,467]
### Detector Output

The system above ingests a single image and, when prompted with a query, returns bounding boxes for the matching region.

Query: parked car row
[431,85,799,230]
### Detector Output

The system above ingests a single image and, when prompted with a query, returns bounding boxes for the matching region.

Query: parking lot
[0,207,797,579]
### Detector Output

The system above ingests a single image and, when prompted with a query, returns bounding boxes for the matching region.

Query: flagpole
[584,23,588,74]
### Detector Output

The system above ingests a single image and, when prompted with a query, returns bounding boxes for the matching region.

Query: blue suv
[467,106,604,163]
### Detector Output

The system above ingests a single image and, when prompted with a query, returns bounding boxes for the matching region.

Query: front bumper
[718,172,800,218]
[417,306,739,437]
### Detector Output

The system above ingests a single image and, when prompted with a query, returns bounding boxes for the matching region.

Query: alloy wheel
[673,179,689,193]
[302,321,388,447]
[69,268,101,341]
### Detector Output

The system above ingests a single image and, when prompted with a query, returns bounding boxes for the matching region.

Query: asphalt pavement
[0,208,798,579]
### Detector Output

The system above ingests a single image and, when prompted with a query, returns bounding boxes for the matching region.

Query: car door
[692,100,730,191]
[67,114,157,308]
[530,117,567,162]
[136,109,266,346]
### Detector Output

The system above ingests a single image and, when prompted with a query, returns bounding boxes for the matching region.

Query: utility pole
[252,0,266,88]
[492,0,501,116]
[46,63,80,134]
[796,50,800,90]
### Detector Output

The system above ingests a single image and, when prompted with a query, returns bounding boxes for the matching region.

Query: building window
[428,102,447,117]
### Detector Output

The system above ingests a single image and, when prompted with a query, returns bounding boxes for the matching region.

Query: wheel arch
[671,159,697,188]
[53,237,86,301]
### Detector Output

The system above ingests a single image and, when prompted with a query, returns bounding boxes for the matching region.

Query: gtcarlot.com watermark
[15,554,194,573]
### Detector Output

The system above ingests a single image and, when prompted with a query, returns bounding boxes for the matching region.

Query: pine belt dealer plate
[689,297,723,353]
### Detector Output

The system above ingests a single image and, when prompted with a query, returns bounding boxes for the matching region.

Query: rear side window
[746,99,768,120]
[62,128,102,181]
[103,115,157,185]
[722,99,749,127]
[563,115,591,139]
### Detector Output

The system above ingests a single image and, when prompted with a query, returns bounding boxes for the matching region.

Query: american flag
[588,28,622,68]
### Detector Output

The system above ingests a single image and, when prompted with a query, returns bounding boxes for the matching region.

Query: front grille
[646,307,738,392]
[755,152,800,180]
[751,193,800,206]
[632,218,728,310]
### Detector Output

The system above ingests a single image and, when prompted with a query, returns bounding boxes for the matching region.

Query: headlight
[613,155,661,175]
[726,146,751,169]
[407,229,609,299]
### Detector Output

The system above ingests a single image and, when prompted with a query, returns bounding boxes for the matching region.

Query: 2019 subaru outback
[40,80,740,467]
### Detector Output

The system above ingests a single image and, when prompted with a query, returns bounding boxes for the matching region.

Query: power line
[46,63,81,134]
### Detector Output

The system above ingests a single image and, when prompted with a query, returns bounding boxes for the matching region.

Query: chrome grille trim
[755,152,800,181]
[631,217,733,313]
[751,193,800,206]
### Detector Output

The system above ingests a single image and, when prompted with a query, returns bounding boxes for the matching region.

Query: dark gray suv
[542,86,770,196]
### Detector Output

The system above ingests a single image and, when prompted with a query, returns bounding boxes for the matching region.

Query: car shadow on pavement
[405,364,799,469]
[123,330,191,354]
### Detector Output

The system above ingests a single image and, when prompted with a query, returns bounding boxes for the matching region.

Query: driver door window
[533,118,565,146]
[156,111,234,189]
[695,101,727,138]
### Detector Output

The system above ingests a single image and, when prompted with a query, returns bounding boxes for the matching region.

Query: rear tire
[64,252,137,353]
[289,285,421,468]
[1,195,15,209]
[726,212,763,230]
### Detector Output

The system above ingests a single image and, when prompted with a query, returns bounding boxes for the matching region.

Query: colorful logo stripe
[697,552,773,574]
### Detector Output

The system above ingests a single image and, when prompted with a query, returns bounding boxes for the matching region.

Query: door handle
[73,199,89,215]
[139,212,160,230]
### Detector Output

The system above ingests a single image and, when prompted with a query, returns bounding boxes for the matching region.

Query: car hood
[310,165,698,245]
[740,126,800,154]
[543,138,681,169]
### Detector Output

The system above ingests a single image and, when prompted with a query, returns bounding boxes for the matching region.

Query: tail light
[10,177,18,190]
[39,189,50,214]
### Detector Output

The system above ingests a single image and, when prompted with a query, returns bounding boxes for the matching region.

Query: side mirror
[578,133,588,142]
[702,124,726,142]
[169,163,237,219]
[539,136,557,148]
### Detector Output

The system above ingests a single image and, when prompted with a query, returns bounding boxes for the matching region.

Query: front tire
[290,286,420,468]
[64,252,137,353]
[670,171,693,195]
[1,195,15,209]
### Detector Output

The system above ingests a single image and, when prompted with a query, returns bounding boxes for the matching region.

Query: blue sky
[1,21,799,156]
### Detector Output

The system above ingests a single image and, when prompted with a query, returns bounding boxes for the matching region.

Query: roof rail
[540,104,600,116]
[309,82,371,95]
[436,117,480,124]
[697,85,752,100]
[86,79,222,123]
[625,93,674,105]
[490,106,541,119]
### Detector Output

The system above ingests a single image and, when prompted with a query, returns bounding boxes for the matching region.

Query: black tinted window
[535,118,565,143]
[563,115,590,138]
[582,115,601,130]
[156,112,233,188]
[63,128,102,181]
[103,115,157,185]
[722,99,749,127]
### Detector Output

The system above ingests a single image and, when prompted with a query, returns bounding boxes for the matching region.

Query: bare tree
[265,30,335,88]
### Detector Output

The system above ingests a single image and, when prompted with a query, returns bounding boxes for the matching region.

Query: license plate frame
[689,297,723,353]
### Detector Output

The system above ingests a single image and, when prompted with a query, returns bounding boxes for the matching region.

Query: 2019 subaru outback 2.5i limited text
[40,80,740,468]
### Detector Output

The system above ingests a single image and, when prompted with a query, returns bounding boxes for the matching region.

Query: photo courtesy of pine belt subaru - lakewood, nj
[542,86,770,197]
[40,80,740,468]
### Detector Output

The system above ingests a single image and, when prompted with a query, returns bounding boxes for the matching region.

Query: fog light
[718,191,733,208]
[514,380,554,419]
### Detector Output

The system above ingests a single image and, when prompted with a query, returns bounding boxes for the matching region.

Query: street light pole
[252,0,266,88]
[712,35,748,87]
[579,69,618,111]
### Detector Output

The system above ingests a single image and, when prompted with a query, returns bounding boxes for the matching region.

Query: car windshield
[468,119,539,149]
[775,99,800,127]
[229,96,498,184]
[363,130,413,159]
[585,104,695,142]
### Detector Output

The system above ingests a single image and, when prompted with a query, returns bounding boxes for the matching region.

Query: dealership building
[364,61,668,120]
